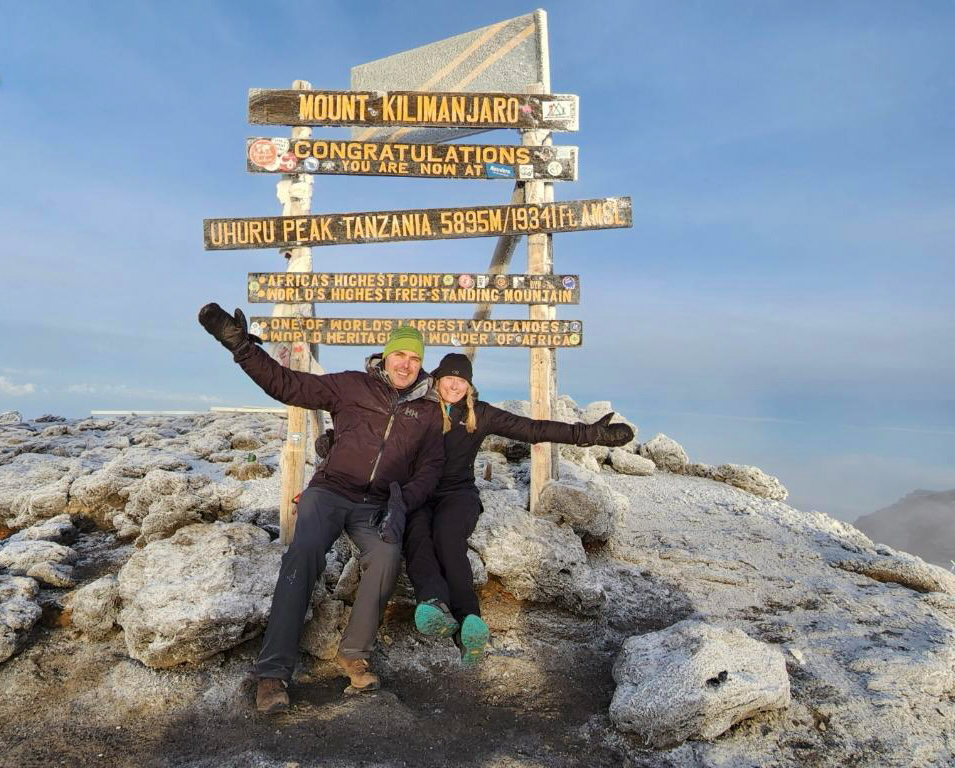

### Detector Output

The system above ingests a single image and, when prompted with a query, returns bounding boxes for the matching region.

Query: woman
[404,353,634,665]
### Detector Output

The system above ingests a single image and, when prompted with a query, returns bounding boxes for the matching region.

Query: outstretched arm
[483,404,633,447]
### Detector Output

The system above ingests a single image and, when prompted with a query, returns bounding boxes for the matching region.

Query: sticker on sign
[541,100,576,120]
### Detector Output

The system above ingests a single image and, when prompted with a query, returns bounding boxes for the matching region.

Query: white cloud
[0,375,35,396]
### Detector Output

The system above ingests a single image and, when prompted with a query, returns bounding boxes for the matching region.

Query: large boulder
[470,489,604,614]
[610,619,791,747]
[535,467,623,541]
[117,522,283,668]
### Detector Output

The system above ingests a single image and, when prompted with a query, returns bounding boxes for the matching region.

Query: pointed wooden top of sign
[349,9,550,143]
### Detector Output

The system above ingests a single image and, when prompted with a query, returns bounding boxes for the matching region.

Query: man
[198,303,444,713]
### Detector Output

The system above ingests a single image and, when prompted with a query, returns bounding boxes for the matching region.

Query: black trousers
[404,490,482,623]
[254,487,400,681]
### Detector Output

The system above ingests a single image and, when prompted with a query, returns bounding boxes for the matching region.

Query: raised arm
[199,302,341,411]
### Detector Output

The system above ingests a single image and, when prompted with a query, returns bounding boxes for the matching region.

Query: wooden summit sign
[246,137,578,181]
[248,89,579,131]
[247,273,581,304]
[248,317,583,348]
[205,197,630,250]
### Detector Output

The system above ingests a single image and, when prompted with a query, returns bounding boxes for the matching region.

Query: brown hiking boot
[335,653,380,691]
[255,677,289,714]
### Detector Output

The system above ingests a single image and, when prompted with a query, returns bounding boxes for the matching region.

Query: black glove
[377,481,407,545]
[198,303,261,353]
[578,413,634,447]
[314,428,335,459]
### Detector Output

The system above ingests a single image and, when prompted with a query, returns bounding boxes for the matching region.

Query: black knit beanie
[431,353,473,384]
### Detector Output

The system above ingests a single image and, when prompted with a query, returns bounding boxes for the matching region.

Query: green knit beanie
[383,325,424,359]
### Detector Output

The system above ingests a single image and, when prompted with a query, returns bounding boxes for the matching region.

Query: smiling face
[384,349,422,389]
[437,375,469,405]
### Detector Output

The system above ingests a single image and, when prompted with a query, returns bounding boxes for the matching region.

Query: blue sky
[1,1,953,522]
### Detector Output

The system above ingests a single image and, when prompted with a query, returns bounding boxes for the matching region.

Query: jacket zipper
[366,402,398,489]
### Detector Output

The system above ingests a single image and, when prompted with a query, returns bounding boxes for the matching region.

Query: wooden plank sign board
[247,273,581,304]
[246,137,578,181]
[248,317,583,348]
[248,89,579,131]
[205,197,631,250]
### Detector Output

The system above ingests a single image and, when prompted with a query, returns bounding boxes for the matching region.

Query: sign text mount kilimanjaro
[248,89,579,131]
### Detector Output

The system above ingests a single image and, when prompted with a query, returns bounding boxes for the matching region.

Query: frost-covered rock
[834,552,955,595]
[0,539,77,574]
[639,433,689,474]
[0,575,41,663]
[610,620,791,747]
[468,548,488,586]
[69,574,121,639]
[114,469,242,546]
[0,454,78,529]
[26,561,76,588]
[333,556,361,602]
[470,489,604,614]
[556,444,604,473]
[0,411,22,426]
[67,467,138,530]
[299,596,349,660]
[7,514,77,544]
[609,448,655,476]
[536,472,618,540]
[117,522,283,668]
[686,462,716,479]
[712,463,788,501]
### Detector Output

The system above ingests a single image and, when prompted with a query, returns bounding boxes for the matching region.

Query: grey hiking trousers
[254,487,401,681]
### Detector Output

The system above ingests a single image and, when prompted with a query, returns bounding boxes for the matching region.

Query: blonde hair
[439,384,477,434]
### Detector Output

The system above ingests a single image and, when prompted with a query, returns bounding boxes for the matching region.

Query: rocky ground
[1,405,954,768]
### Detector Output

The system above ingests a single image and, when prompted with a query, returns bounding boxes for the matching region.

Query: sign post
[275,80,318,546]
[523,80,558,513]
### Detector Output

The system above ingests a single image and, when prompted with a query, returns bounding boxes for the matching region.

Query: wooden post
[463,182,524,362]
[524,82,558,514]
[278,80,316,545]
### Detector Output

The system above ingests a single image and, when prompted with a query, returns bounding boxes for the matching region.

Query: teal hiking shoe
[459,614,490,666]
[414,599,459,638]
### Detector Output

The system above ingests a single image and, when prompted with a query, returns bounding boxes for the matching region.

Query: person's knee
[362,542,401,578]
[433,522,468,555]
[290,495,335,547]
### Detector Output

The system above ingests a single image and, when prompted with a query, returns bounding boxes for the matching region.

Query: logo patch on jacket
[400,406,420,420]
